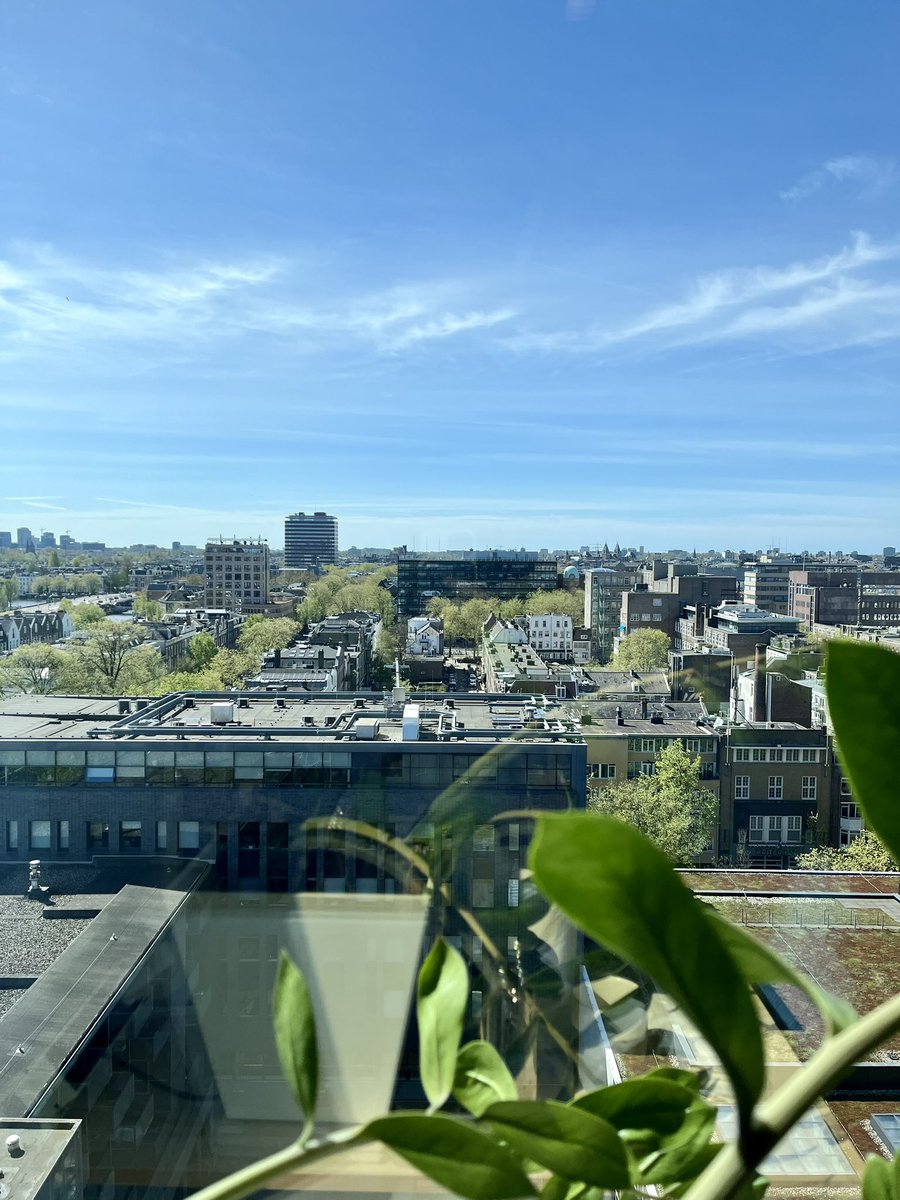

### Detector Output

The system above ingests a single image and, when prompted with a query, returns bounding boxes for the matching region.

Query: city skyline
[1,2,898,548]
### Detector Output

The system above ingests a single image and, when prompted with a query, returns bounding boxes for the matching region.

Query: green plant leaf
[453,1040,518,1116]
[573,1078,717,1186]
[708,909,856,1035]
[863,1153,900,1200]
[529,813,764,1124]
[639,1065,708,1093]
[365,1113,536,1199]
[657,1143,724,1195]
[635,1097,718,1185]
[272,952,318,1123]
[417,938,469,1109]
[572,1076,701,1135]
[827,641,900,865]
[483,1100,630,1189]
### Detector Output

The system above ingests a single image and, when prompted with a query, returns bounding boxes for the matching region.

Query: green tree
[796,829,896,871]
[497,597,526,620]
[133,593,163,621]
[58,621,163,694]
[106,556,132,590]
[48,549,60,569]
[458,598,493,642]
[0,644,66,694]
[614,627,671,671]
[187,631,218,670]
[589,738,718,865]
[238,617,300,657]
[525,588,585,625]
[209,647,256,686]
[69,603,107,629]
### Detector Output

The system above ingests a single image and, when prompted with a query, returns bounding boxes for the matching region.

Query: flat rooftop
[0,692,584,745]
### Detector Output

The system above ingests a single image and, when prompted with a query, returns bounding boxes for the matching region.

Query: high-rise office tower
[205,538,270,611]
[284,511,338,571]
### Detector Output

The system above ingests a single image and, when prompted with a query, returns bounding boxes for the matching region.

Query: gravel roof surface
[0,896,93,1021]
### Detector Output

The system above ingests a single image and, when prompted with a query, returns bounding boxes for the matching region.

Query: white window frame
[768,775,783,800]
[734,775,750,800]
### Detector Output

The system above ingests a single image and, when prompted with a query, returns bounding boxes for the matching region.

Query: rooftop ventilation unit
[210,702,234,725]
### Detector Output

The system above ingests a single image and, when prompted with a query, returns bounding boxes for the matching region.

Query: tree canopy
[589,738,718,865]
[424,587,585,643]
[613,627,671,672]
[796,829,896,872]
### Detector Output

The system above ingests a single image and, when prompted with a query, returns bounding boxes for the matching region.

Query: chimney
[273,648,281,667]
[615,705,624,726]
[753,643,767,723]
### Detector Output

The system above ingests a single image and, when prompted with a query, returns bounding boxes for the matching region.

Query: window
[802,748,819,762]
[767,815,782,840]
[120,821,142,850]
[30,820,51,850]
[473,825,495,853]
[86,765,115,783]
[628,761,656,778]
[156,820,168,851]
[507,879,519,908]
[841,801,860,821]
[784,748,800,762]
[785,815,802,843]
[749,815,763,841]
[507,822,520,852]
[178,821,200,851]
[599,763,616,779]
[768,775,783,800]
[733,747,750,761]
[751,748,766,761]
[87,821,109,850]
[801,776,817,801]
[840,777,852,796]
[472,879,494,908]
[734,775,750,800]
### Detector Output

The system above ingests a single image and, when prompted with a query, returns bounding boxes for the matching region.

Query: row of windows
[7,819,196,852]
[0,748,575,791]
[627,737,716,753]
[7,818,531,856]
[748,814,803,843]
[734,775,818,800]
[589,763,617,780]
[732,747,823,763]
[628,760,718,779]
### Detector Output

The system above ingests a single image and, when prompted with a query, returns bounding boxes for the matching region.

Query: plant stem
[185,1127,367,1200]
[683,991,900,1200]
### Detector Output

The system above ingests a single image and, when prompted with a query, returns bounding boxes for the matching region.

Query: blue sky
[1,0,898,553]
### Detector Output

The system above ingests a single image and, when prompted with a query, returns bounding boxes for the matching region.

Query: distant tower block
[284,512,339,571]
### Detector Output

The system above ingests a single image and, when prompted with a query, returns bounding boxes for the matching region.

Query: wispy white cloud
[780,154,897,202]
[0,243,515,368]
[505,232,900,355]
[3,496,69,511]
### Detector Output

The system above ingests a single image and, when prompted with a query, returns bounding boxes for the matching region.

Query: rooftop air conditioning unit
[210,702,234,725]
